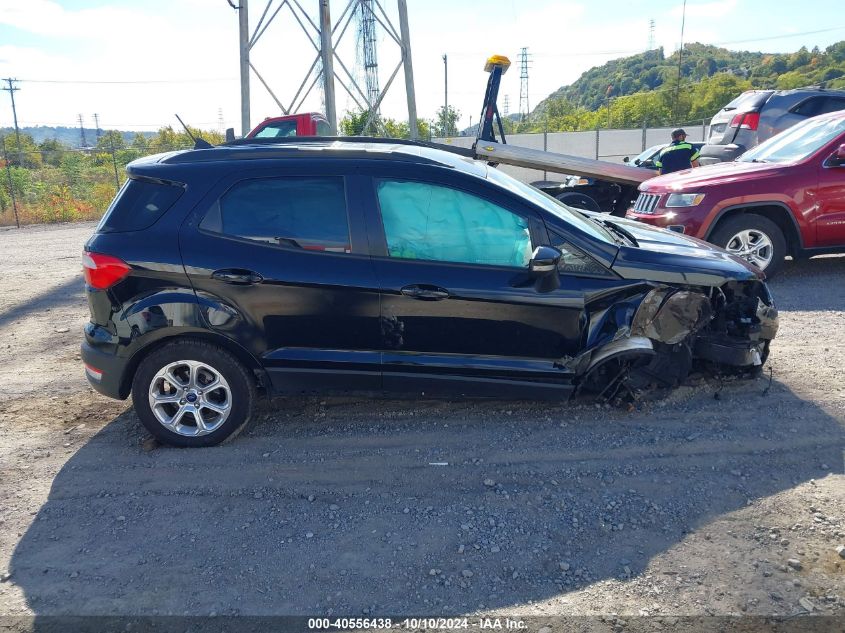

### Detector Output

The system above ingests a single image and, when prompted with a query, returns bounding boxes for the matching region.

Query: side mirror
[529,245,562,275]
[225,128,236,143]
[623,156,630,163]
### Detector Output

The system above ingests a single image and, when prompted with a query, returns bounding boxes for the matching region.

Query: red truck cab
[626,110,845,276]
[246,112,331,139]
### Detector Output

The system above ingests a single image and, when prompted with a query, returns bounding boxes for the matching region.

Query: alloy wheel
[147,360,232,437]
[725,229,774,270]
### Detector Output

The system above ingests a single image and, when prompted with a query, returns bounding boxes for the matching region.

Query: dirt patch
[0,223,843,620]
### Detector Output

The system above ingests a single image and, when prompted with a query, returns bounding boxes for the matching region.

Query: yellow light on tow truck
[484,55,511,73]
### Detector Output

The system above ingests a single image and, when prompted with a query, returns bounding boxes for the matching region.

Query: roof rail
[218,135,476,158]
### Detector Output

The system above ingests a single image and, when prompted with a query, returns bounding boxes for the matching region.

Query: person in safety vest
[654,128,700,175]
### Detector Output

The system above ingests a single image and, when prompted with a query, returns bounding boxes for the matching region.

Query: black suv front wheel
[132,340,256,447]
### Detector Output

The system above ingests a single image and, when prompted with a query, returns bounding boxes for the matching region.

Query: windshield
[633,145,663,163]
[485,166,614,244]
[740,115,845,164]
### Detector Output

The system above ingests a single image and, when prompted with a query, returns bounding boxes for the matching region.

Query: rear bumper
[698,143,746,166]
[81,337,129,400]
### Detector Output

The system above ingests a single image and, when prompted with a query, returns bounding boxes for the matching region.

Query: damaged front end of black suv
[567,277,778,400]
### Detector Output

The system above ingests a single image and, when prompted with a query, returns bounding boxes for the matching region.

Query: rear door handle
[400,285,450,300]
[211,269,264,285]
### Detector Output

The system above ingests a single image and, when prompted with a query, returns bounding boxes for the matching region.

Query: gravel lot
[0,222,843,623]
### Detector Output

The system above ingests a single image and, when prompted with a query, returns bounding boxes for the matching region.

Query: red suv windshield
[739,115,845,164]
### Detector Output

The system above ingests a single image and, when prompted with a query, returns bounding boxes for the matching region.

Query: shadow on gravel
[0,277,83,330]
[772,255,845,312]
[8,378,845,619]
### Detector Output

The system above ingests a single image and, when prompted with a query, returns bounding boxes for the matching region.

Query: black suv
[82,138,778,447]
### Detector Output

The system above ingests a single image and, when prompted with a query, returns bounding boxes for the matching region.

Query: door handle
[400,285,450,300]
[211,269,264,285]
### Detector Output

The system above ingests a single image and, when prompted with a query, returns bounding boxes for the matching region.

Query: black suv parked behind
[82,138,778,447]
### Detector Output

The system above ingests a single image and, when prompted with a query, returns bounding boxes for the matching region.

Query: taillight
[729,111,760,131]
[82,252,131,289]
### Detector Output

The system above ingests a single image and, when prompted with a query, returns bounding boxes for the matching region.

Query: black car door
[360,166,590,397]
[179,165,382,392]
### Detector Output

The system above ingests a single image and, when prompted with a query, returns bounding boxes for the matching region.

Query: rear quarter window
[96,179,184,233]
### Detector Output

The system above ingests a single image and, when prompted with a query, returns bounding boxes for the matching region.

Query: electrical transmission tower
[647,19,656,51]
[93,113,102,141]
[232,0,418,138]
[503,94,509,118]
[518,47,531,122]
[78,114,88,148]
[357,0,380,116]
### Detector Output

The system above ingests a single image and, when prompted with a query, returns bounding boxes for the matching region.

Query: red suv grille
[632,193,661,214]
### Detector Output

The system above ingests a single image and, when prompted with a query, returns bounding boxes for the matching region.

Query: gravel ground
[0,222,843,622]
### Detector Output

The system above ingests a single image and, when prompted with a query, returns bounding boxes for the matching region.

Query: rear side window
[792,97,845,117]
[96,178,184,233]
[200,177,351,253]
[316,120,331,135]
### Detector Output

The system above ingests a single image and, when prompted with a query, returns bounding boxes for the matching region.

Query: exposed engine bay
[566,279,778,401]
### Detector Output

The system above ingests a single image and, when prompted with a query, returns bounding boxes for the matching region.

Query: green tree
[434,105,460,137]
[96,130,126,151]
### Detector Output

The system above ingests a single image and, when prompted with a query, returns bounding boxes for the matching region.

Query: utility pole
[675,0,687,121]
[93,113,102,141]
[2,78,22,165]
[397,0,418,139]
[78,114,88,148]
[237,0,250,136]
[442,54,448,136]
[319,0,338,134]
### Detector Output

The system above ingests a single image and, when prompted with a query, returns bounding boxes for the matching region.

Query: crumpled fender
[630,287,713,345]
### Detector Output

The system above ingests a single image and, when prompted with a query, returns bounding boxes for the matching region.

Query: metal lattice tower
[648,19,656,51]
[357,0,380,112]
[518,47,530,121]
[503,94,509,117]
[78,114,88,148]
[233,0,418,139]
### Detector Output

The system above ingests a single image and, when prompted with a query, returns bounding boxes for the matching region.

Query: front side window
[375,179,533,267]
[548,230,609,276]
[201,177,351,253]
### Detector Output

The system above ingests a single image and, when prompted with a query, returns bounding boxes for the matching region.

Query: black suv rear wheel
[131,340,256,447]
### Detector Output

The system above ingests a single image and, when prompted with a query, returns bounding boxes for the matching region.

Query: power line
[15,77,237,85]
[443,24,845,61]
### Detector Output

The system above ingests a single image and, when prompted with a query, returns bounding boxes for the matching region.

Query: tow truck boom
[471,55,650,189]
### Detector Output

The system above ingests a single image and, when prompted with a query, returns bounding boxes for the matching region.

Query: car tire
[555,191,602,213]
[131,340,256,447]
[709,213,787,278]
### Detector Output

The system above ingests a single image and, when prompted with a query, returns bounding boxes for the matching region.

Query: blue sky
[1,0,844,134]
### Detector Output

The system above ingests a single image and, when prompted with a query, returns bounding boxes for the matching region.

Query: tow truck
[464,55,651,216]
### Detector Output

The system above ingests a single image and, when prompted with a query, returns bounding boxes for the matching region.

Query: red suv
[626,110,845,276]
